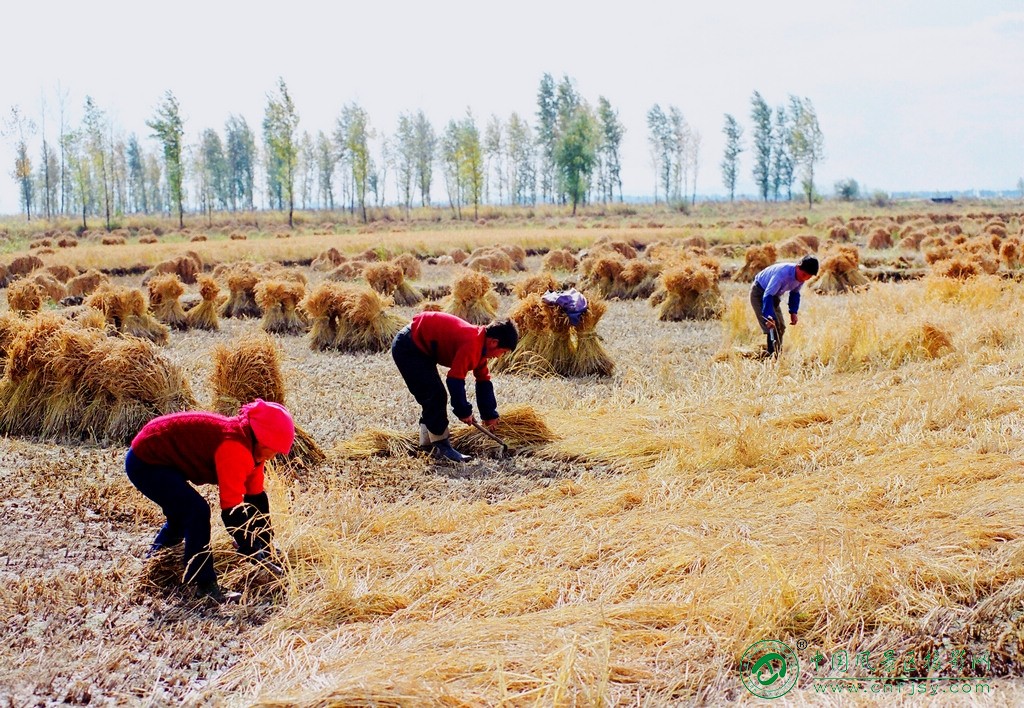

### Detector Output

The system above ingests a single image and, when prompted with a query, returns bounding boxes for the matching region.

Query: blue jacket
[754,263,804,320]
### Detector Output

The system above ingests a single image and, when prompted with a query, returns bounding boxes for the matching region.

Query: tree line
[2,76,824,226]
[720,91,825,207]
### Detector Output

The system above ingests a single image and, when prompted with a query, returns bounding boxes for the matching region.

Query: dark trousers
[391,326,449,436]
[750,283,786,351]
[125,448,215,585]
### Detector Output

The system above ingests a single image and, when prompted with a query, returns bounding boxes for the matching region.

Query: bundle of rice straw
[489,294,555,377]
[392,253,422,280]
[255,280,308,335]
[777,236,816,258]
[541,249,578,272]
[312,247,345,271]
[513,273,559,299]
[0,312,194,442]
[67,269,109,298]
[364,262,422,306]
[652,261,724,321]
[327,260,367,281]
[498,244,528,271]
[300,282,351,351]
[445,270,499,325]
[0,313,25,360]
[45,264,78,283]
[30,273,67,303]
[577,255,625,298]
[29,238,53,249]
[85,285,170,344]
[465,247,514,274]
[1000,238,1022,270]
[229,232,247,240]
[185,276,221,331]
[341,405,556,459]
[7,280,44,314]
[733,243,777,281]
[6,254,45,282]
[811,245,870,294]
[590,238,638,259]
[221,264,262,318]
[615,260,660,299]
[867,228,894,250]
[448,248,469,264]
[57,236,78,248]
[257,263,308,285]
[139,235,159,244]
[335,286,408,353]
[142,252,203,285]
[546,295,614,377]
[147,274,188,330]
[932,256,995,280]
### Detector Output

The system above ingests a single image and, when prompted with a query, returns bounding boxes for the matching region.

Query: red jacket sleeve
[214,440,257,509]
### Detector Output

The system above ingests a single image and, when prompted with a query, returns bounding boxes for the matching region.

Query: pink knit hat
[239,399,295,455]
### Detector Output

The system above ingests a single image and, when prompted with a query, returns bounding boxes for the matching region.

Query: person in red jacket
[392,311,518,462]
[125,399,295,602]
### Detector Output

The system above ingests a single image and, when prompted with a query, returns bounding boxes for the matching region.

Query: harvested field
[3,214,1024,704]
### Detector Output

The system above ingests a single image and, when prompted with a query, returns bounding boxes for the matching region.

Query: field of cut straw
[3,205,1024,705]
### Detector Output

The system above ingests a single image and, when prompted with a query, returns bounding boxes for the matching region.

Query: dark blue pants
[125,448,215,586]
[391,326,449,436]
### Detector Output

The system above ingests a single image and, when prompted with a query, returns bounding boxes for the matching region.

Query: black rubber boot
[432,438,472,463]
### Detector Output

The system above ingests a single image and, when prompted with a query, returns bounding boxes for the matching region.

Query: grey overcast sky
[1,0,1022,215]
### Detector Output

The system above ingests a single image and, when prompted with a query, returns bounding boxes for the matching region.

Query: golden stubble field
[3,209,1024,706]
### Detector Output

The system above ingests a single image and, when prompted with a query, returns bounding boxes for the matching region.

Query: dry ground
[3,239,1024,705]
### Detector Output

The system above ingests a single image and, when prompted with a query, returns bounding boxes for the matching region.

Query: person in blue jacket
[750,255,818,356]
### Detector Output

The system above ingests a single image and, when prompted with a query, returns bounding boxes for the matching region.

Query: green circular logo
[739,640,800,699]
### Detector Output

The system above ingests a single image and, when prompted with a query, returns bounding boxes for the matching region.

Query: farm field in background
[3,202,1024,705]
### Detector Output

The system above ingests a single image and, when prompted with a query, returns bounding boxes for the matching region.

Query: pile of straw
[541,249,578,272]
[147,274,189,330]
[85,285,170,344]
[590,238,638,259]
[867,228,894,250]
[448,248,469,264]
[0,312,194,442]
[577,255,625,298]
[445,270,499,325]
[392,253,422,281]
[255,280,308,335]
[336,287,408,352]
[615,260,661,299]
[221,264,262,318]
[30,273,67,303]
[1000,238,1022,270]
[66,269,109,298]
[341,405,556,459]
[300,282,349,351]
[210,333,325,467]
[546,296,615,377]
[143,252,202,285]
[498,244,528,271]
[513,273,559,299]
[7,280,44,314]
[44,264,78,283]
[733,243,777,282]
[139,235,159,244]
[101,235,126,246]
[327,261,367,281]
[56,235,77,247]
[652,261,724,321]
[185,276,222,331]
[811,245,870,294]
[312,247,345,271]
[5,254,45,284]
[465,248,514,275]
[364,262,422,306]
[490,294,556,377]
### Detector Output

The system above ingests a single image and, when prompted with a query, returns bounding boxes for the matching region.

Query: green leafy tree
[440,119,462,219]
[505,112,535,206]
[750,91,773,201]
[458,111,484,220]
[770,105,794,201]
[82,97,113,230]
[147,91,185,228]
[64,129,92,228]
[483,114,505,205]
[395,113,416,215]
[834,178,859,201]
[668,106,689,204]
[3,106,36,221]
[199,128,229,210]
[596,96,624,203]
[336,102,372,222]
[262,78,301,226]
[554,103,598,215]
[225,115,256,212]
[315,130,336,210]
[126,134,147,213]
[788,95,825,208]
[413,110,435,207]
[535,73,558,203]
[646,104,672,203]
[721,113,744,202]
[145,153,163,214]
[298,130,315,210]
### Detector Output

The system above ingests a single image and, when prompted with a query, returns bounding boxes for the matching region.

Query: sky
[1,0,1022,215]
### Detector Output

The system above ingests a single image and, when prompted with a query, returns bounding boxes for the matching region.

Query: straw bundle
[85,285,170,344]
[899,231,928,251]
[827,225,851,241]
[359,247,383,262]
[7,280,44,314]
[57,236,78,247]
[984,222,1008,239]
[312,247,345,271]
[185,276,221,331]
[342,405,556,459]
[653,262,725,321]
[67,269,109,297]
[777,237,813,258]
[490,294,556,377]
[229,232,247,240]
[0,313,25,360]
[364,262,423,306]
[0,312,194,442]
[221,264,261,319]
[30,273,67,303]
[867,228,894,250]
[465,248,514,275]
[7,254,44,280]
[513,273,559,299]
[210,333,325,467]
[578,255,625,298]
[546,296,614,377]
[255,280,308,335]
[139,235,159,244]
[591,238,638,259]
[734,244,777,282]
[257,263,308,285]
[615,260,661,299]
[812,245,870,294]
[445,270,499,325]
[499,244,528,271]
[933,257,981,280]
[448,248,469,264]
[147,274,188,330]
[190,234,207,242]
[1000,239,1022,269]
[541,249,578,272]
[392,253,422,280]
[143,253,202,285]
[45,264,78,283]
[327,261,367,281]
[300,282,352,351]
[101,235,126,245]
[335,287,408,353]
